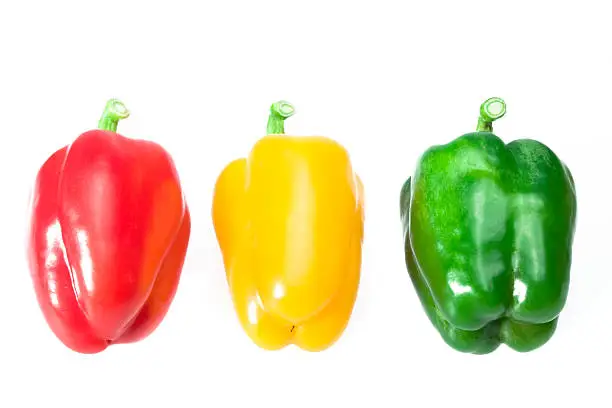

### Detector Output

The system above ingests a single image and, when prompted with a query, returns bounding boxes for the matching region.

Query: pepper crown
[266,100,295,135]
[98,99,130,132]
[476,97,506,132]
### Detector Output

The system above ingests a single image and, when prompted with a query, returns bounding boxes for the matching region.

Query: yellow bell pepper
[212,101,365,351]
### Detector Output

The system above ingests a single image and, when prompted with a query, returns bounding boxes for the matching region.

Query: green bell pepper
[400,97,576,354]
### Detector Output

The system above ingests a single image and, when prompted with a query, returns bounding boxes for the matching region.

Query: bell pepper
[212,101,364,351]
[400,97,576,354]
[27,99,191,354]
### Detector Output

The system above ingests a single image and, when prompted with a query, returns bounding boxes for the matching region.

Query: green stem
[98,99,130,132]
[266,100,295,134]
[476,97,506,132]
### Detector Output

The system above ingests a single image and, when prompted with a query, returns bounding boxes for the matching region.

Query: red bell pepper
[27,99,191,354]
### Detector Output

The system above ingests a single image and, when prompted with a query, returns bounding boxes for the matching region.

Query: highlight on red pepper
[27,99,191,354]
[212,101,365,352]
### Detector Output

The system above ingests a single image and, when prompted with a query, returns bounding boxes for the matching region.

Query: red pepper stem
[476,97,506,132]
[98,99,130,132]
[266,100,295,135]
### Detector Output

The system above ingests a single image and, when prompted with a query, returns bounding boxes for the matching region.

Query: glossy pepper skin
[212,101,364,351]
[27,100,191,354]
[400,98,576,354]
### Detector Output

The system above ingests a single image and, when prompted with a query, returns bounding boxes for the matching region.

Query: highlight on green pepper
[400,97,576,354]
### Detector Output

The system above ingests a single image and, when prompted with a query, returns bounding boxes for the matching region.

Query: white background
[1,1,611,407]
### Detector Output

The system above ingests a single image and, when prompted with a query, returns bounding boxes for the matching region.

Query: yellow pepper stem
[266,100,295,134]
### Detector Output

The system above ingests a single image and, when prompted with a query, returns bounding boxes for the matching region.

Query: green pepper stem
[476,97,506,132]
[266,100,295,134]
[98,99,130,132]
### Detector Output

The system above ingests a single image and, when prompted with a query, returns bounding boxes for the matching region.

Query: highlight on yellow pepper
[212,101,365,351]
